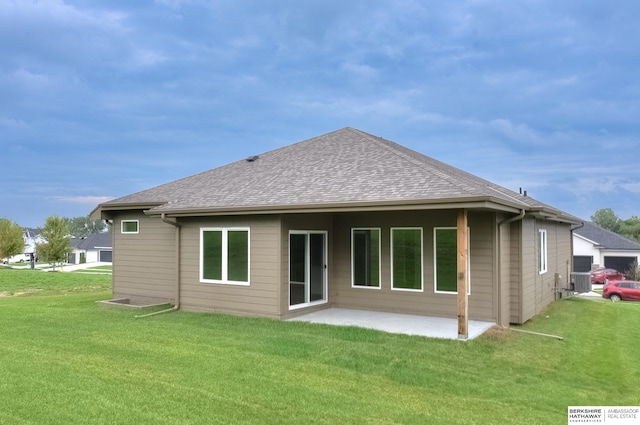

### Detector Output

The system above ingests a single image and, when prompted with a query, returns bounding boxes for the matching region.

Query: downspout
[496,209,526,327]
[135,213,181,318]
[566,221,585,292]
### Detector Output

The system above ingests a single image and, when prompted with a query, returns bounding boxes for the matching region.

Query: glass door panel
[289,233,307,306]
[289,231,327,308]
[309,233,325,302]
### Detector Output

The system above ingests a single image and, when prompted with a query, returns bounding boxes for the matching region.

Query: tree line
[0,215,109,269]
[590,208,640,243]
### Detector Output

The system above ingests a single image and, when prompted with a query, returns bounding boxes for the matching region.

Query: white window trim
[390,227,424,292]
[539,229,548,274]
[121,220,139,234]
[200,227,250,286]
[351,228,382,290]
[433,227,471,295]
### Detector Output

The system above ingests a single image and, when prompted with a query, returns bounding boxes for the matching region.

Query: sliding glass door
[289,231,327,308]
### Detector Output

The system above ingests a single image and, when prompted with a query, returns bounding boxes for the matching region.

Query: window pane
[435,228,457,292]
[122,221,138,233]
[227,230,248,282]
[202,230,222,280]
[538,230,547,273]
[392,229,422,290]
[289,234,306,285]
[309,233,325,301]
[353,229,380,287]
[289,233,307,305]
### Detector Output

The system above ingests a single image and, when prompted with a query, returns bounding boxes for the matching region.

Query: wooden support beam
[457,209,469,339]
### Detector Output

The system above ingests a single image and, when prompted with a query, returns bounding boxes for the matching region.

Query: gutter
[498,208,526,226]
[135,213,181,318]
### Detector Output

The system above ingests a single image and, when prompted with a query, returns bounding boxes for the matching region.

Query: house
[91,127,580,332]
[69,233,113,264]
[573,221,640,274]
[3,228,45,263]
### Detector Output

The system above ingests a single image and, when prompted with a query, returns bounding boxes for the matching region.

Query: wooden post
[457,209,469,340]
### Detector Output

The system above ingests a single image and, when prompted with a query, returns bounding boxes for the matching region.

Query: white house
[573,222,640,274]
[2,228,45,263]
[69,233,113,264]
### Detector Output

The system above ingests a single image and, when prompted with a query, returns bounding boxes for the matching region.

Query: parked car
[602,280,640,302]
[591,267,625,284]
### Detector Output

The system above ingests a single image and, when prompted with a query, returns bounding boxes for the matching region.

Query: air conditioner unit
[570,272,592,293]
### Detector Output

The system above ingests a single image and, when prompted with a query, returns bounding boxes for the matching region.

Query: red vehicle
[590,267,625,284]
[602,280,640,302]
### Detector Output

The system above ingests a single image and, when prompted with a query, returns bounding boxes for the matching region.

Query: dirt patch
[481,325,512,342]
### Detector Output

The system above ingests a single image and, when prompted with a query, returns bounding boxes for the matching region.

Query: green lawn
[0,267,111,295]
[1,269,639,424]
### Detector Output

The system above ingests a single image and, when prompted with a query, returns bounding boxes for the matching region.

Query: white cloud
[620,181,640,194]
[54,196,114,205]
[488,119,545,146]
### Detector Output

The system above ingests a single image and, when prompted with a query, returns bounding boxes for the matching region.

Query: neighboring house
[69,233,113,264]
[573,221,640,274]
[92,127,580,328]
[3,228,45,263]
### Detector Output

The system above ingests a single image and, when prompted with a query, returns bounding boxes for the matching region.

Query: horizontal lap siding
[330,210,496,322]
[179,216,281,318]
[508,221,522,324]
[519,218,572,323]
[520,218,537,323]
[113,213,176,304]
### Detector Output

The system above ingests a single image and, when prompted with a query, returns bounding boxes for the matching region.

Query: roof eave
[90,201,168,221]
[524,205,582,225]
[143,196,528,218]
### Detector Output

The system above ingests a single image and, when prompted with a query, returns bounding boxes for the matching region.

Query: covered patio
[288,308,495,340]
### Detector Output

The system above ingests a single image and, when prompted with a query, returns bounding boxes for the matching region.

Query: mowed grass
[0,267,111,295]
[1,269,639,424]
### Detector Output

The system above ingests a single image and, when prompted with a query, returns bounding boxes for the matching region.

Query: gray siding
[519,217,572,323]
[509,221,522,324]
[497,215,512,327]
[178,215,282,318]
[112,213,176,305]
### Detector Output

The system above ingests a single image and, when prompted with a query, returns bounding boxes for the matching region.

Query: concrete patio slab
[288,308,495,340]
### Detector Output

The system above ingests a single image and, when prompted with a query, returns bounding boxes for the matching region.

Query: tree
[0,218,24,262]
[618,216,640,243]
[590,208,620,233]
[36,215,72,271]
[66,216,109,238]
[625,259,640,281]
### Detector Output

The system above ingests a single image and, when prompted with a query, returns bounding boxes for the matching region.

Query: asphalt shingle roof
[100,127,574,219]
[574,222,640,250]
[70,233,112,250]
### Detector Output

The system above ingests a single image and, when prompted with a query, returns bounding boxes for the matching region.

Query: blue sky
[2,0,639,227]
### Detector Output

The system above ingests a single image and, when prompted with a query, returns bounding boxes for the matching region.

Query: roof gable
[99,127,576,220]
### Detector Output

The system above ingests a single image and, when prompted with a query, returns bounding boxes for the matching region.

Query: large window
[121,220,139,234]
[391,228,423,291]
[352,228,381,288]
[538,229,547,274]
[200,228,249,285]
[434,227,470,294]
